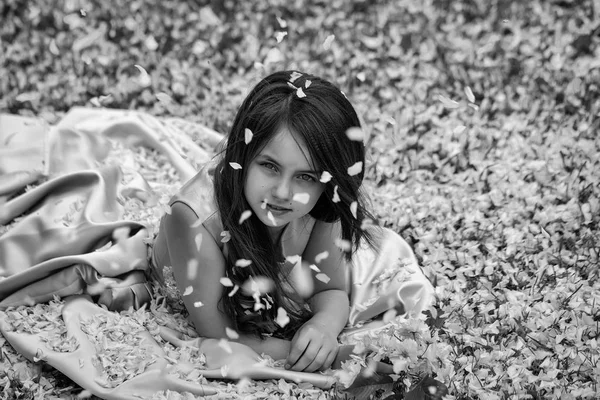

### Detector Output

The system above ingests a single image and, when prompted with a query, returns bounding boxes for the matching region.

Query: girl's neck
[268,223,288,244]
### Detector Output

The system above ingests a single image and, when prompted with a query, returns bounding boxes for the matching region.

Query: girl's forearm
[235,334,291,361]
[308,289,350,337]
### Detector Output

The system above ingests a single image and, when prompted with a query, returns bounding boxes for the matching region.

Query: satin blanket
[0,108,434,399]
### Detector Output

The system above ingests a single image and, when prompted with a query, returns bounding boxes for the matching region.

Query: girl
[152,70,433,374]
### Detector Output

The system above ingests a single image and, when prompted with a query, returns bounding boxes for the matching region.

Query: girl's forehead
[258,128,317,170]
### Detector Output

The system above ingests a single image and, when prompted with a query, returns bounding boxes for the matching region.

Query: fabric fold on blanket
[0,108,435,399]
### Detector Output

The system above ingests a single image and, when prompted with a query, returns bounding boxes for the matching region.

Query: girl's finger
[321,349,337,371]
[286,336,310,368]
[291,341,321,372]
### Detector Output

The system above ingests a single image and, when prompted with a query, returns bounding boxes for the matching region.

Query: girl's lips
[266,204,292,214]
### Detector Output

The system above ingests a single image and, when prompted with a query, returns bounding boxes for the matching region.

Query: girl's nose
[272,178,292,201]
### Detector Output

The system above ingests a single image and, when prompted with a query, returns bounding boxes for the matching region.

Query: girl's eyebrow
[259,154,320,174]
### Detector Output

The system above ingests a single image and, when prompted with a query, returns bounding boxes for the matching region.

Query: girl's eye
[261,162,277,171]
[298,174,316,182]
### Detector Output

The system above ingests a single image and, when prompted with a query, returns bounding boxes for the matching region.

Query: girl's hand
[286,320,339,372]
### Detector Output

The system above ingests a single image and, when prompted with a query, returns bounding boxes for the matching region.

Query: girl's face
[243,127,325,239]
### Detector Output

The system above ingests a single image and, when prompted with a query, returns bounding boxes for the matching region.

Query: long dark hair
[213,70,376,338]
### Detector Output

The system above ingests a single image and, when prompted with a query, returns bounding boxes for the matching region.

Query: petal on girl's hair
[267,211,277,225]
[345,127,364,141]
[305,80,312,88]
[235,258,252,267]
[453,125,466,135]
[134,64,151,87]
[229,162,242,170]
[195,233,203,250]
[347,161,363,176]
[309,264,320,272]
[438,94,459,109]
[225,327,239,339]
[218,339,233,354]
[244,128,253,144]
[296,87,306,98]
[323,34,335,50]
[187,259,199,280]
[465,86,476,103]
[320,171,332,183]
[335,238,352,252]
[241,276,274,295]
[289,71,302,82]
[239,210,252,224]
[275,307,291,328]
[220,277,234,287]
[275,31,287,43]
[360,218,374,230]
[287,82,297,90]
[293,192,310,204]
[183,286,193,296]
[332,185,341,203]
[350,201,358,219]
[315,251,329,263]
[315,273,331,284]
[228,285,239,297]
[220,231,231,243]
[193,301,204,307]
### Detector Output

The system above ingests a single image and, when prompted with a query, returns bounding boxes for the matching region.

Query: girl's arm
[163,202,291,360]
[286,220,351,372]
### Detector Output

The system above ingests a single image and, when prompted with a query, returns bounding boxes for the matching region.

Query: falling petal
[156,92,173,104]
[335,238,352,252]
[220,365,229,377]
[293,192,310,204]
[289,71,302,82]
[350,201,358,219]
[323,34,335,50]
[218,339,233,354]
[309,264,320,272]
[49,39,60,55]
[383,309,397,323]
[183,286,193,296]
[229,162,242,170]
[345,127,364,141]
[239,210,252,224]
[332,185,341,203]
[437,94,459,109]
[134,64,151,87]
[187,259,199,280]
[285,254,302,264]
[468,103,480,111]
[244,128,253,144]
[241,276,274,295]
[220,277,234,287]
[296,87,306,98]
[360,218,374,230]
[315,251,329,263]
[225,327,239,339]
[275,31,287,43]
[347,161,363,176]
[453,125,467,134]
[464,86,475,103]
[315,273,331,284]
[190,218,203,228]
[235,259,252,267]
[275,307,291,328]
[193,301,204,307]
[220,231,231,243]
[276,16,288,28]
[320,171,332,183]
[356,71,366,82]
[228,284,239,297]
[195,233,203,250]
[305,80,312,88]
[261,198,268,209]
[267,211,277,225]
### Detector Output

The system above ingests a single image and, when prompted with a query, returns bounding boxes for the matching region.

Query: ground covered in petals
[1,0,599,399]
